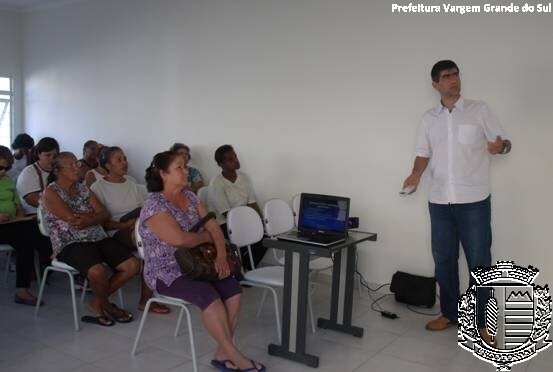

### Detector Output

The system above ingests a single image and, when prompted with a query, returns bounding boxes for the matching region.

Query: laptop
[277,193,350,247]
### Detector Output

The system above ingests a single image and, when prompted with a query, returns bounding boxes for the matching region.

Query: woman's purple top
[139,189,201,290]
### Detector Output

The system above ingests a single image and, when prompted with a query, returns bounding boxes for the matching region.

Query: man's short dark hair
[214,144,234,165]
[431,60,459,82]
[82,140,98,155]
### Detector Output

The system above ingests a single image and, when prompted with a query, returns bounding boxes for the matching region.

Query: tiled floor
[1,265,551,372]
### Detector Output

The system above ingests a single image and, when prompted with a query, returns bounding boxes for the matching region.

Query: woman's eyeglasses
[0,165,12,171]
[59,162,80,169]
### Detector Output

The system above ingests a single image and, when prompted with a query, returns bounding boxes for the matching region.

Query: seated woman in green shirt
[0,145,52,306]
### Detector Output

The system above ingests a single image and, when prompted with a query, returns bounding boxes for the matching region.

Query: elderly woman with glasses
[42,152,140,327]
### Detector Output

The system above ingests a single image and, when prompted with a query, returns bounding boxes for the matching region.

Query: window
[0,77,13,148]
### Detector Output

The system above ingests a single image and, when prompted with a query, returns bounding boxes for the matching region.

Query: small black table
[264,231,377,368]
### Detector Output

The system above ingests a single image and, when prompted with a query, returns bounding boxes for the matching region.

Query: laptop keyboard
[308,234,342,244]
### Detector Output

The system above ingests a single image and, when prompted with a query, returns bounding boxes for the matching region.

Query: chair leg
[131,297,153,356]
[307,270,318,333]
[36,267,82,331]
[247,245,255,271]
[182,305,198,372]
[175,306,185,337]
[67,271,80,331]
[132,297,197,372]
[35,266,50,318]
[309,274,318,298]
[311,270,320,285]
[269,287,281,343]
[256,289,268,319]
[33,252,42,286]
[80,278,88,304]
[4,250,12,283]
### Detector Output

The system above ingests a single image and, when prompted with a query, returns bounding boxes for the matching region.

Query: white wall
[0,9,23,137]
[22,0,553,287]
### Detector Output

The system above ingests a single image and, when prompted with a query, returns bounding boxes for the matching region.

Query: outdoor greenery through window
[0,77,13,148]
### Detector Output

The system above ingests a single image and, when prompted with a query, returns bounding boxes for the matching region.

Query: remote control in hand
[399,185,415,196]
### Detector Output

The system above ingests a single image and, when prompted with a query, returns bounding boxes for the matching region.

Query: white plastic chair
[36,258,87,331]
[263,199,294,267]
[34,204,124,331]
[227,206,283,342]
[263,199,320,333]
[131,220,198,372]
[291,193,301,227]
[197,185,209,206]
[2,233,42,284]
[1,244,15,283]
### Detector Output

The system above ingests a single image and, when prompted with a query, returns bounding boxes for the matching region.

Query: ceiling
[0,0,83,11]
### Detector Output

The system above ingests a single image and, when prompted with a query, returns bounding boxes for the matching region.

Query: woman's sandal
[241,360,266,372]
[105,302,134,323]
[138,303,171,314]
[210,359,239,372]
[81,315,114,327]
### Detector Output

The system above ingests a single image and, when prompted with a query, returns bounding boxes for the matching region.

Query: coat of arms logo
[458,261,552,370]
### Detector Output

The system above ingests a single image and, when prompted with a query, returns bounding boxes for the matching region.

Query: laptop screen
[298,193,350,234]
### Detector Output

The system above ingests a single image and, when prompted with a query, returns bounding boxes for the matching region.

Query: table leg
[317,244,363,337]
[268,249,319,367]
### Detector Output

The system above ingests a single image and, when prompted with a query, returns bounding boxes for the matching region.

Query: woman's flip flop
[138,303,171,314]
[81,315,114,327]
[106,302,134,323]
[210,359,239,371]
[240,360,266,372]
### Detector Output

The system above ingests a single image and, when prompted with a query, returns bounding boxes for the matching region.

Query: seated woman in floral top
[139,151,265,372]
[43,152,140,327]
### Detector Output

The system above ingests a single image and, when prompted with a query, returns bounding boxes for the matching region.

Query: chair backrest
[227,206,264,247]
[263,199,294,237]
[134,219,145,260]
[291,194,301,227]
[197,186,209,206]
[37,203,50,237]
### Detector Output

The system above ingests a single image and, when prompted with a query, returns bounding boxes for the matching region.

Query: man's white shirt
[208,171,257,224]
[415,97,506,204]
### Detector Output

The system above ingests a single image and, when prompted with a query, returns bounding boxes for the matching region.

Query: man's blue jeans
[429,196,491,327]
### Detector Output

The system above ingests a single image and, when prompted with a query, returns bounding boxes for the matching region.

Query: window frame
[0,76,14,147]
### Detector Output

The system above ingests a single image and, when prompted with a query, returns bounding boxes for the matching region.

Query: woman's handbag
[174,212,243,281]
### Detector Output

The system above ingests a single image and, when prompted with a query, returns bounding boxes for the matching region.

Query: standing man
[403,60,511,340]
